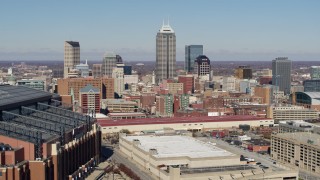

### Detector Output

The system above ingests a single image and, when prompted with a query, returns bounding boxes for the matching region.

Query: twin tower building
[64,22,209,82]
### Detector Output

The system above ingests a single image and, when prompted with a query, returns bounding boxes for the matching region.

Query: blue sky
[0,0,319,61]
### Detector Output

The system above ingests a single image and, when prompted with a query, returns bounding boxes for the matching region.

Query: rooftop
[123,135,235,158]
[65,41,80,47]
[0,85,52,110]
[274,132,320,147]
[98,115,272,127]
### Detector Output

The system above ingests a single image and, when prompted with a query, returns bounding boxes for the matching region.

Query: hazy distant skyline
[1,0,320,61]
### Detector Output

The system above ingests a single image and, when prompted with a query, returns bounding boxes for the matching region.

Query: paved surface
[197,137,320,180]
[111,150,155,180]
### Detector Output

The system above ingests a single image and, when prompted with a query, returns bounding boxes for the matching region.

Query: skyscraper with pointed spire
[155,21,176,84]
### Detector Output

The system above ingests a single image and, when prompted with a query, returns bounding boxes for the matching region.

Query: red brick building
[178,75,194,94]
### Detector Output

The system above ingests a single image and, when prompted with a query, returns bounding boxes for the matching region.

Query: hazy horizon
[1,0,320,61]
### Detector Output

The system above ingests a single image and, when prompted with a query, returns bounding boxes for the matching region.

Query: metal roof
[80,84,100,93]
[0,85,52,110]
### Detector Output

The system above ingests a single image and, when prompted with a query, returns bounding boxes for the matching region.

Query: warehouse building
[119,134,298,180]
[98,115,274,134]
[0,85,101,180]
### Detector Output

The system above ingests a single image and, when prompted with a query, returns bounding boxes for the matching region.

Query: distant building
[271,132,320,174]
[178,75,194,94]
[57,77,114,101]
[222,76,236,91]
[101,99,138,113]
[278,120,320,134]
[79,84,100,113]
[64,41,80,78]
[310,66,320,80]
[156,22,176,83]
[92,64,102,78]
[112,67,124,96]
[303,80,320,92]
[17,79,45,91]
[272,57,292,95]
[185,45,203,72]
[156,94,174,117]
[102,52,117,77]
[272,106,318,123]
[235,65,253,79]
[167,82,183,95]
[75,60,89,77]
[194,55,211,77]
[123,65,132,75]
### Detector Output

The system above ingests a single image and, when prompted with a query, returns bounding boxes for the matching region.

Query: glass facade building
[303,80,320,92]
[272,57,292,95]
[185,45,203,72]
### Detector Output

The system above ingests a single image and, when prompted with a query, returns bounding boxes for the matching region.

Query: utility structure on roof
[0,85,101,180]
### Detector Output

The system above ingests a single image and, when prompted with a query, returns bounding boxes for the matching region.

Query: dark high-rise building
[235,65,253,79]
[272,57,292,95]
[123,65,132,75]
[156,22,176,83]
[303,80,320,92]
[185,45,203,72]
[194,55,211,77]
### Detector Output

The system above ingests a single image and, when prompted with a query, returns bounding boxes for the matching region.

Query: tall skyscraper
[194,55,211,77]
[64,41,80,78]
[102,52,117,77]
[272,57,292,95]
[185,45,203,72]
[156,22,176,83]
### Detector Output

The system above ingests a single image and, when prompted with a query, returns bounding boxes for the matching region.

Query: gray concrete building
[272,57,292,95]
[64,41,80,78]
[156,22,176,83]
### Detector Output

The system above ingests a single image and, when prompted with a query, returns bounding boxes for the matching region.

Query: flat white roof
[123,136,235,158]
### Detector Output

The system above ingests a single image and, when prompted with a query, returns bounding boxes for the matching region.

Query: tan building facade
[64,41,80,78]
[271,132,320,174]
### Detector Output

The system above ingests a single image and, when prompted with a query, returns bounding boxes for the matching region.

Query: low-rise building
[272,106,318,123]
[101,99,138,113]
[278,120,320,134]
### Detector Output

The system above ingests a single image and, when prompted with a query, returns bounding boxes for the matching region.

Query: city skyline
[1,0,320,61]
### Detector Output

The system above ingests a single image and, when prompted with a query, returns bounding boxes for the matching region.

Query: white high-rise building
[156,22,176,84]
[64,41,80,78]
[112,67,124,96]
[102,52,117,77]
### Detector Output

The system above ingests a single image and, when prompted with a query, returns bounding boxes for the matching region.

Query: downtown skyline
[1,0,320,61]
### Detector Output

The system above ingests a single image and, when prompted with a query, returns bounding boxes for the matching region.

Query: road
[111,150,155,180]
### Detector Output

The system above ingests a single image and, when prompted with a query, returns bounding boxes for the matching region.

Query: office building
[303,80,320,92]
[271,132,320,174]
[185,45,203,72]
[102,52,117,77]
[64,41,80,78]
[235,65,253,79]
[167,82,183,95]
[92,64,102,78]
[123,65,132,75]
[57,77,114,101]
[271,106,318,123]
[79,84,100,113]
[178,75,194,94]
[194,55,211,77]
[75,60,89,77]
[156,22,176,83]
[16,79,45,91]
[0,85,100,180]
[222,76,236,91]
[112,67,124,96]
[101,99,138,113]
[310,66,320,80]
[272,57,292,95]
